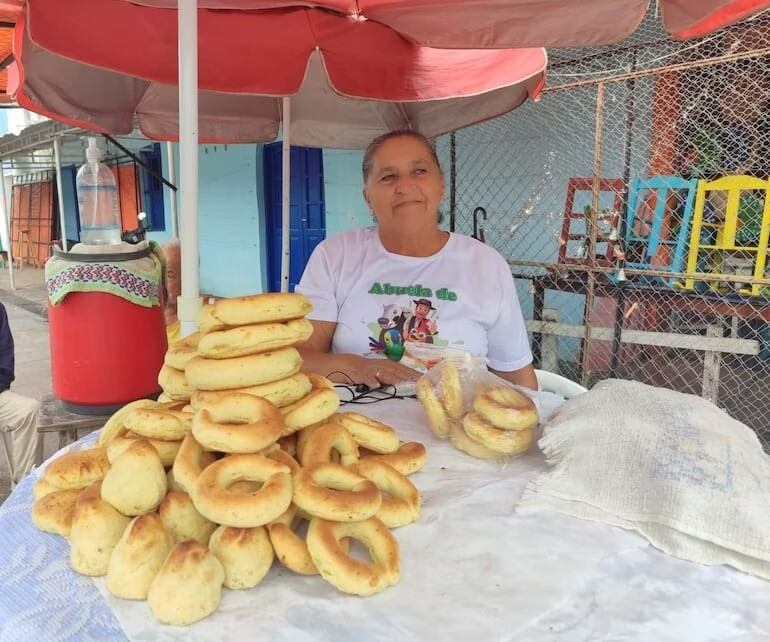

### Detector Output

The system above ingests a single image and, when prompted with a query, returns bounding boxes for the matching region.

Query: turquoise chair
[624,176,698,286]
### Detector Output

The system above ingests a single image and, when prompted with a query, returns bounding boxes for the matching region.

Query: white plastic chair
[535,369,588,399]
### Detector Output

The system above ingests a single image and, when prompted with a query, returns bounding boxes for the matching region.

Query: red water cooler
[47,245,167,414]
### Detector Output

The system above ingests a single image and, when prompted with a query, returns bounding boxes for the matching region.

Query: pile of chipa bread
[30,292,426,627]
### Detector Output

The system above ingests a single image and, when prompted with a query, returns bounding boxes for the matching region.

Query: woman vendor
[296,130,537,391]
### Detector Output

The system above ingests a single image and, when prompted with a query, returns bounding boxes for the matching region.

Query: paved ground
[0,266,60,503]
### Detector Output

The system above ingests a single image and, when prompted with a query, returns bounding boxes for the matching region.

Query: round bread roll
[69,481,131,576]
[192,392,284,454]
[158,364,193,401]
[190,372,312,411]
[332,412,399,454]
[173,433,217,497]
[306,517,400,596]
[31,488,82,537]
[164,332,202,370]
[193,454,293,528]
[44,447,111,491]
[349,459,420,528]
[185,347,302,391]
[292,463,381,522]
[198,318,313,359]
[147,540,225,626]
[209,525,274,590]
[101,440,167,516]
[159,491,217,545]
[166,467,186,493]
[33,476,60,501]
[359,441,427,476]
[106,513,174,600]
[210,292,312,327]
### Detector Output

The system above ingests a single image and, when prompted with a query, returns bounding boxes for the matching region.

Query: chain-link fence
[437,8,770,443]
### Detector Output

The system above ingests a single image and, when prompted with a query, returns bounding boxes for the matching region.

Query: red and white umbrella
[8,0,769,330]
[12,0,547,146]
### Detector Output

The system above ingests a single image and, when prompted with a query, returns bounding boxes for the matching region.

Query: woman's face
[364,135,444,235]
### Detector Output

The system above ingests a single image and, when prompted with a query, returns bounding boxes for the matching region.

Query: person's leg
[0,390,42,483]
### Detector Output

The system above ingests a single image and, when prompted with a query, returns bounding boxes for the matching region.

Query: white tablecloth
[2,398,770,641]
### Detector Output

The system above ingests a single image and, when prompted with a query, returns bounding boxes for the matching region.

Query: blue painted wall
[148,144,371,298]
[155,143,268,297]
[321,149,370,236]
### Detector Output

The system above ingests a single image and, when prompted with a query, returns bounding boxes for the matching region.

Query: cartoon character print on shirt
[368,299,439,361]
[365,281,458,361]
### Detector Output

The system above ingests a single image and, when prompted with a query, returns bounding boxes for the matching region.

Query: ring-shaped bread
[473,387,539,431]
[281,375,339,436]
[416,379,450,438]
[192,392,284,453]
[349,459,420,528]
[463,412,534,456]
[197,318,313,359]
[193,454,292,528]
[190,373,312,411]
[448,421,500,460]
[185,347,302,391]
[164,332,201,370]
[299,423,359,467]
[331,412,399,454]
[306,516,400,596]
[359,441,427,476]
[172,433,218,497]
[292,462,381,522]
[439,361,464,419]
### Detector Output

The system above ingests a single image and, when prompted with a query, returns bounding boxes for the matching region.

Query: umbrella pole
[53,136,68,252]
[280,96,291,293]
[0,166,13,289]
[177,0,201,336]
[166,141,179,239]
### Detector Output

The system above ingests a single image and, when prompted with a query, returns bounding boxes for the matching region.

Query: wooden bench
[37,394,112,452]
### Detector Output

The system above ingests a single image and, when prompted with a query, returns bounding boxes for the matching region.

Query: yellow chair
[684,175,770,296]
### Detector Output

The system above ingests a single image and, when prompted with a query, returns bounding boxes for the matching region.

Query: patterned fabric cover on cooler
[44,243,165,308]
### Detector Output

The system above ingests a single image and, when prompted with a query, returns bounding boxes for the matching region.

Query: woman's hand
[330,354,421,389]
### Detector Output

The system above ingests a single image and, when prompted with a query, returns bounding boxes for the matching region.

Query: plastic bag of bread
[415,350,540,460]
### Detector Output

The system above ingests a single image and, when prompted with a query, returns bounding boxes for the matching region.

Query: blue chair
[624,176,698,286]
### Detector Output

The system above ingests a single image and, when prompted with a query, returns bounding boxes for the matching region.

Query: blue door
[264,144,326,292]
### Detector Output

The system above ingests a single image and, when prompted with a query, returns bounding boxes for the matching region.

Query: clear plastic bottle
[76,138,122,245]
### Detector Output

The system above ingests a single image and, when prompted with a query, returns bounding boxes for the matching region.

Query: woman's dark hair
[362,130,442,183]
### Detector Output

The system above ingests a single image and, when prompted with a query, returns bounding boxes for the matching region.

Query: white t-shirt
[296,227,532,372]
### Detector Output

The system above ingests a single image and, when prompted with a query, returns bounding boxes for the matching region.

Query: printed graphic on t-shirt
[365,281,458,362]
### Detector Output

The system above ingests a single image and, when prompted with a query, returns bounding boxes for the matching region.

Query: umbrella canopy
[11,0,547,147]
[0,1,21,103]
